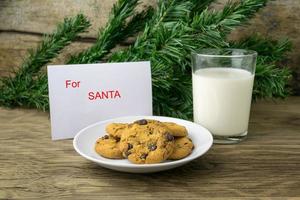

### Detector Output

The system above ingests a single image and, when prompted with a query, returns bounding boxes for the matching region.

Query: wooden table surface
[0,97,299,199]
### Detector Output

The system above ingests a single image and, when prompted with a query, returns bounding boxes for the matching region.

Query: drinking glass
[192,49,257,144]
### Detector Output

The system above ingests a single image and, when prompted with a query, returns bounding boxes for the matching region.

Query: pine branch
[253,61,292,99]
[109,0,226,62]
[0,73,49,110]
[114,0,196,56]
[192,0,268,36]
[18,13,90,76]
[190,0,216,17]
[111,0,270,63]
[153,0,216,25]
[0,14,91,109]
[154,72,194,119]
[121,6,154,40]
[67,0,141,64]
[230,34,292,63]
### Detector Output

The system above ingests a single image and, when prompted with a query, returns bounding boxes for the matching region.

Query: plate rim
[73,115,213,168]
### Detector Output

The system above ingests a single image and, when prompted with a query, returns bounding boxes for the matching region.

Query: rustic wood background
[0,0,300,93]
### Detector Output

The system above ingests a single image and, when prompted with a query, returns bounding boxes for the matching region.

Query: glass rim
[192,48,257,58]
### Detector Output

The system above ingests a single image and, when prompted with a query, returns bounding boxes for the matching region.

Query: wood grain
[0,97,299,199]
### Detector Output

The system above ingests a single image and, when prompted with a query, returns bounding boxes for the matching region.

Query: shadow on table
[87,156,217,180]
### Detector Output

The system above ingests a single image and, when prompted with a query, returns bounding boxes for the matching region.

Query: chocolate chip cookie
[105,120,152,138]
[105,123,129,138]
[119,119,175,164]
[169,137,194,160]
[135,119,188,137]
[95,135,123,159]
[96,119,194,164]
[105,120,187,138]
[163,122,188,137]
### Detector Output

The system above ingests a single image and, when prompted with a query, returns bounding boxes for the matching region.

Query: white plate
[73,116,213,173]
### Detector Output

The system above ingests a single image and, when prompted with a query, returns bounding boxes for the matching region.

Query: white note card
[48,61,152,140]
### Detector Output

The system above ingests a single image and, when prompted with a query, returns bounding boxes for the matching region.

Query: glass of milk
[192,49,257,144]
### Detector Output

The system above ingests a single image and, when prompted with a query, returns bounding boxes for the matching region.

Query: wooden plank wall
[0,0,299,93]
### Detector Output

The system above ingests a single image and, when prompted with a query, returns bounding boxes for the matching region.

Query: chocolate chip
[115,137,120,142]
[148,144,157,151]
[127,143,133,150]
[140,153,148,160]
[134,119,148,125]
[165,133,174,141]
[102,135,109,139]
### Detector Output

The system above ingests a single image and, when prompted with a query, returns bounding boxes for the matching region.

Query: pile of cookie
[95,119,194,164]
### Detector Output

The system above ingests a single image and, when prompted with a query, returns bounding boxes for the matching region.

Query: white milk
[192,68,254,136]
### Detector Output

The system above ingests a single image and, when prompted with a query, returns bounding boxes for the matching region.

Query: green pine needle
[231,34,292,63]
[67,0,141,64]
[0,14,91,109]
[18,13,90,76]
[192,0,268,36]
[254,62,292,99]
